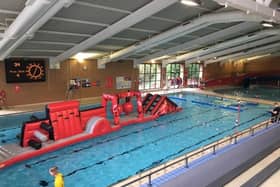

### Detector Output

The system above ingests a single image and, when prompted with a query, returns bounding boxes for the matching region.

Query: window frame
[138,63,161,90]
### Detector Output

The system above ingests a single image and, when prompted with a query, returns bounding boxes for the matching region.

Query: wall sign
[116,76,131,89]
[5,58,46,83]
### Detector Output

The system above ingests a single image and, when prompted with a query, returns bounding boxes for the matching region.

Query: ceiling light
[150,55,170,61]
[224,2,228,8]
[72,52,103,63]
[181,0,201,7]
[261,21,274,27]
[246,54,271,61]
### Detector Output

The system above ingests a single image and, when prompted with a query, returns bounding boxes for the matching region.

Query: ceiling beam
[134,22,257,63]
[99,11,262,65]
[0,9,19,14]
[2,9,161,34]
[75,0,181,24]
[75,1,131,14]
[0,0,57,50]
[166,30,280,64]
[37,29,140,42]
[26,40,76,46]
[256,0,273,7]
[213,0,280,22]
[0,0,76,60]
[52,16,160,33]
[15,49,65,53]
[205,42,280,64]
[50,0,179,65]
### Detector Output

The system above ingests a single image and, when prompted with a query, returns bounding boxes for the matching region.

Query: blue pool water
[214,86,280,101]
[0,93,271,187]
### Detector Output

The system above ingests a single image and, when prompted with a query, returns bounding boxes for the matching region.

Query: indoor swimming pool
[214,86,280,101]
[0,93,271,187]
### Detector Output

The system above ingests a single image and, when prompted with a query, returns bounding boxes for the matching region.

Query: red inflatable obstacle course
[0,91,182,169]
[102,91,147,126]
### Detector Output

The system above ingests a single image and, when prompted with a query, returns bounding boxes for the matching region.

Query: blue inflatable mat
[191,100,213,106]
[168,96,187,101]
[191,100,244,111]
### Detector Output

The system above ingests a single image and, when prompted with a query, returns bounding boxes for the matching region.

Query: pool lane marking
[39,112,266,185]
[0,127,20,132]
[25,108,215,167]
[61,115,230,178]
[111,112,268,186]
[134,112,268,173]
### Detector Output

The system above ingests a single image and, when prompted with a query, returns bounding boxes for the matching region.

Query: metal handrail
[117,115,279,187]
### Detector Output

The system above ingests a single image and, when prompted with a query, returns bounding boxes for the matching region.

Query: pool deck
[0,96,101,116]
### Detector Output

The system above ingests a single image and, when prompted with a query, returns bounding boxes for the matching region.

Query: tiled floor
[225,147,280,187]
[261,168,280,187]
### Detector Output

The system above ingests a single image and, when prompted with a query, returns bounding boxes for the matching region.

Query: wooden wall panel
[0,59,138,106]
[204,56,280,81]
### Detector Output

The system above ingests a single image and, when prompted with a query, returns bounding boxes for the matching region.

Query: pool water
[0,93,271,187]
[214,86,280,101]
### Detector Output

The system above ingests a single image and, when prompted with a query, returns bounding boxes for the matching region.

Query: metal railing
[114,115,280,187]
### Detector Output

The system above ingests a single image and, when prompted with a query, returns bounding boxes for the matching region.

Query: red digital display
[5,58,46,83]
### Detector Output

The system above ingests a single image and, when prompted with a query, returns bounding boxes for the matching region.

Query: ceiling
[0,0,279,67]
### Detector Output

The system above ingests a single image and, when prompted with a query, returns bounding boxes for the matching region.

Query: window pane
[156,73,161,81]
[150,81,156,89]
[157,65,161,73]
[151,73,156,81]
[139,81,144,90]
[139,64,144,73]
[145,64,150,74]
[144,81,150,89]
[156,81,161,88]
[144,73,150,82]
[139,63,161,90]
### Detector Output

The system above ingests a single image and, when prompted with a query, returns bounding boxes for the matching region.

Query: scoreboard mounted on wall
[5,58,46,83]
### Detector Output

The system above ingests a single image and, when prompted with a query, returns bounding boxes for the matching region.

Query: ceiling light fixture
[72,52,103,63]
[150,55,171,61]
[224,2,228,8]
[246,54,271,61]
[180,0,201,7]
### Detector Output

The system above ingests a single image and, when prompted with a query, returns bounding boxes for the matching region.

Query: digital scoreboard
[5,58,46,83]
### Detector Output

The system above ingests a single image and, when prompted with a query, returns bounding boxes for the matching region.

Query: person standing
[270,103,280,122]
[49,166,64,187]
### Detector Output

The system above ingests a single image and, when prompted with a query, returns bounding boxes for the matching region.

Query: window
[166,64,184,88]
[139,64,161,90]
[187,63,203,87]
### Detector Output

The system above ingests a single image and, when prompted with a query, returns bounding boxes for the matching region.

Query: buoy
[123,102,133,114]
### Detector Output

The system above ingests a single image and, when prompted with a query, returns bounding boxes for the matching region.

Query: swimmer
[49,166,64,187]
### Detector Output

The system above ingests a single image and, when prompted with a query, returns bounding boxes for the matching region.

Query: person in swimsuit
[49,166,64,187]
